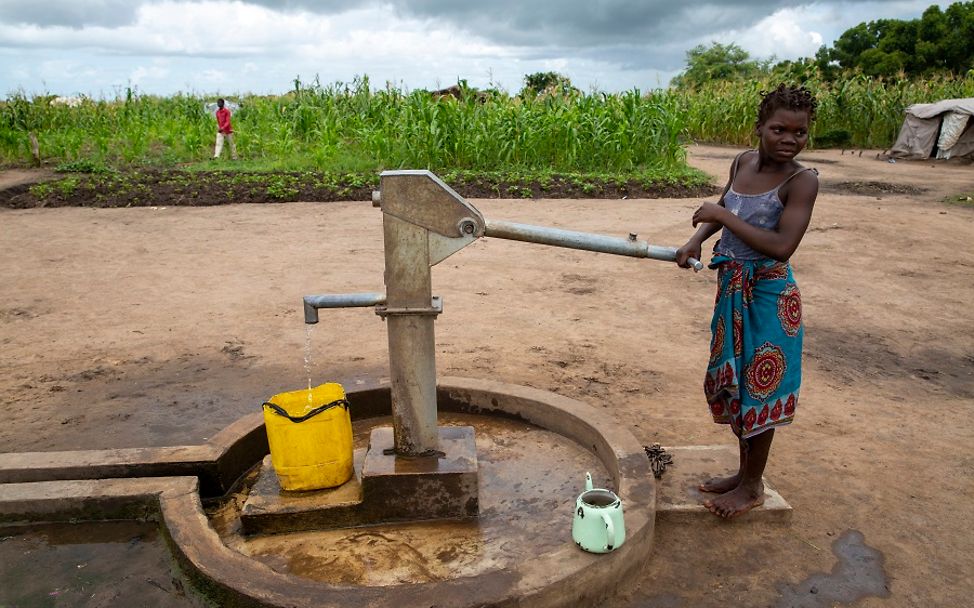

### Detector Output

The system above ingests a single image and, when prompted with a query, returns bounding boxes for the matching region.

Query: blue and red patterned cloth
[705,254,803,438]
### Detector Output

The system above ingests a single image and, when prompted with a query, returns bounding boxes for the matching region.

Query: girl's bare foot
[698,473,741,493]
[703,484,766,518]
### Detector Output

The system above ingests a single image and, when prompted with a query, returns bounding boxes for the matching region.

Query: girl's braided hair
[756,84,818,125]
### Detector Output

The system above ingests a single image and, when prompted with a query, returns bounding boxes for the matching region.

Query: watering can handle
[585,472,593,492]
[601,511,616,550]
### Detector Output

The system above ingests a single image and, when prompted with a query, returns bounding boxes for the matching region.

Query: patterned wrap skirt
[705,254,803,439]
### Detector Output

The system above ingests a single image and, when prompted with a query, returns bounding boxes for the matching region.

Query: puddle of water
[0,521,212,607]
[775,529,890,608]
[212,412,612,587]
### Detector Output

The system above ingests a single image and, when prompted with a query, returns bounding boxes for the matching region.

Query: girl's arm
[676,155,741,267]
[675,221,721,267]
[692,171,818,262]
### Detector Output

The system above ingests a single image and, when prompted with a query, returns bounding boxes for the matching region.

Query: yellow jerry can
[262,383,353,491]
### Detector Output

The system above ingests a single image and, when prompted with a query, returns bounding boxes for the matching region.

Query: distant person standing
[213,98,238,160]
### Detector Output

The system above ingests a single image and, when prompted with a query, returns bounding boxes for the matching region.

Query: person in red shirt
[213,98,238,160]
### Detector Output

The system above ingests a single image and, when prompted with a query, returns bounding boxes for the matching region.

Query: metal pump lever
[483,219,703,271]
[302,170,703,456]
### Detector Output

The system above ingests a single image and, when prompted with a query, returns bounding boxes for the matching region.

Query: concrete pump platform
[0,378,658,608]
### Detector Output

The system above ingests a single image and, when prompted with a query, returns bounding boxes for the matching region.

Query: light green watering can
[572,472,626,553]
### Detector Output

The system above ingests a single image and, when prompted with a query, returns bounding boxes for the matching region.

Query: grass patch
[944,192,974,206]
[55,159,112,174]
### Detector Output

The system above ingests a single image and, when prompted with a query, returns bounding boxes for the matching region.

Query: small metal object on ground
[644,443,672,479]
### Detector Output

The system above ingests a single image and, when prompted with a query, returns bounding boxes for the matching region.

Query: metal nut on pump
[457,218,478,236]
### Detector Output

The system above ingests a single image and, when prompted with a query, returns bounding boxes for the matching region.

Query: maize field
[2,73,971,174]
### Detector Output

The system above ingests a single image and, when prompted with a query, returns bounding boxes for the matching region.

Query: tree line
[673,1,974,88]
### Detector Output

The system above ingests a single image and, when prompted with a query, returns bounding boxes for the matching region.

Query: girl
[676,84,819,519]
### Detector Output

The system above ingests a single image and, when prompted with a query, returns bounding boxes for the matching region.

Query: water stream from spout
[304,324,315,409]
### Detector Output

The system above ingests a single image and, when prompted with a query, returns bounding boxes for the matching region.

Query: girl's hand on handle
[676,240,702,269]
[692,202,727,228]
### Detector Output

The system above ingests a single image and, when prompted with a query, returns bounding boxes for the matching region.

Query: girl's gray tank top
[715,151,817,261]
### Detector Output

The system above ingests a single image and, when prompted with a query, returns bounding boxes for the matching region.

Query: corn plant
[676,71,974,148]
[0,79,689,174]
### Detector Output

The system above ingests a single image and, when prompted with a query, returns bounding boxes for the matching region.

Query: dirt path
[0,167,55,191]
[1,146,972,606]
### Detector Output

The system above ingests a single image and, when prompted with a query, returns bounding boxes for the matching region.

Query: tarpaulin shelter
[889,98,974,160]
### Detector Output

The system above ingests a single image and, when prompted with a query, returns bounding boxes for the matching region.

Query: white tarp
[936,112,971,158]
[889,97,974,160]
[203,100,240,116]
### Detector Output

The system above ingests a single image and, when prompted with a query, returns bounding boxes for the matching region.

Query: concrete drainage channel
[0,377,656,608]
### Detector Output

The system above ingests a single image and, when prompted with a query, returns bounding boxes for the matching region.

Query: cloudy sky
[0,0,954,97]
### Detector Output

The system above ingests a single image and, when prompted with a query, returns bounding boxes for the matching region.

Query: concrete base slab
[240,450,366,534]
[240,426,478,534]
[656,445,792,524]
[361,425,479,521]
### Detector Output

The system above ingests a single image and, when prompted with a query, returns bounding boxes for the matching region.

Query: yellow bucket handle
[262,398,350,423]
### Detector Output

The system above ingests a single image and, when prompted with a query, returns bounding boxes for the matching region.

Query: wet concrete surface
[241,425,480,533]
[209,412,613,586]
[0,521,211,607]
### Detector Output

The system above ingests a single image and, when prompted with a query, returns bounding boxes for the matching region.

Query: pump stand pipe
[483,219,703,271]
[301,289,442,456]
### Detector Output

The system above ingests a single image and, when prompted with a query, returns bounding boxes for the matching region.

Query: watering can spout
[585,472,593,492]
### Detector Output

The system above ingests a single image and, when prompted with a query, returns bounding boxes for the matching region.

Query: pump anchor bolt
[628,233,638,242]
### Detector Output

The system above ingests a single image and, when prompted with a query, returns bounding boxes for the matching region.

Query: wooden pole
[28,132,40,167]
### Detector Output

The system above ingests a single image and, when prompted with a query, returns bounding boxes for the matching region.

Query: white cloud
[130,60,171,86]
[730,6,831,60]
[0,0,959,96]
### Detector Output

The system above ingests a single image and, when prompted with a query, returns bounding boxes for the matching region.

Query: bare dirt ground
[0,167,55,190]
[1,145,972,607]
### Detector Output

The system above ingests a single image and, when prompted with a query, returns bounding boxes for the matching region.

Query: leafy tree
[916,6,949,69]
[671,42,766,89]
[829,23,877,70]
[770,57,820,83]
[683,2,973,85]
[813,1,974,78]
[520,72,577,97]
[813,45,840,80]
[940,1,974,74]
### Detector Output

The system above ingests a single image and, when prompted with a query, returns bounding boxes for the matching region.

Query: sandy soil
[1,145,972,607]
[0,167,55,190]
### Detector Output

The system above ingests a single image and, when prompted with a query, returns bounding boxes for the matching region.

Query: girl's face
[756,108,810,162]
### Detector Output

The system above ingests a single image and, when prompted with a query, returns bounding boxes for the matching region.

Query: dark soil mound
[824,181,927,196]
[0,170,719,209]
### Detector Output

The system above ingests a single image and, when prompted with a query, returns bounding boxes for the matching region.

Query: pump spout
[302,292,387,324]
[483,219,703,271]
